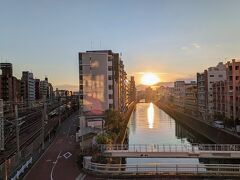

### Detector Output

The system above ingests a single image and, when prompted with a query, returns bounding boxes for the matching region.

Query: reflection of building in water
[130,109,137,134]
[175,122,196,143]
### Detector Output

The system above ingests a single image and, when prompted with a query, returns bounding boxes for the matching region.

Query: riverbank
[116,102,136,144]
[155,101,240,144]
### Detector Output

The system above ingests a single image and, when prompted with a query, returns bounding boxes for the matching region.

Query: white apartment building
[79,50,121,115]
[21,71,35,104]
[207,62,226,118]
[197,62,226,121]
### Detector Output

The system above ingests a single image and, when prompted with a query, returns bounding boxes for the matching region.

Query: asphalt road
[24,112,81,180]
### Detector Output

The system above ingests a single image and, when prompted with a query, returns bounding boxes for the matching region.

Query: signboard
[0,99,4,151]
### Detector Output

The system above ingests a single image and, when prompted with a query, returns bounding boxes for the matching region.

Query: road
[24,112,81,180]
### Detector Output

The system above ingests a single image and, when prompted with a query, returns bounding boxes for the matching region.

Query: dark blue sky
[1,0,240,90]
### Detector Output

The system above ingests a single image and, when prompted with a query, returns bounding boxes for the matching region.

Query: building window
[80,75,83,80]
[109,94,113,99]
[108,66,112,71]
[108,85,113,90]
[210,75,214,77]
[109,104,113,109]
[79,65,83,71]
[236,76,239,80]
[79,59,82,64]
[236,66,239,70]
[80,85,83,90]
[219,75,223,78]
[108,75,112,80]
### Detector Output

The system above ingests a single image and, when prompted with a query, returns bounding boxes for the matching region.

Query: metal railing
[100,144,240,153]
[84,162,240,176]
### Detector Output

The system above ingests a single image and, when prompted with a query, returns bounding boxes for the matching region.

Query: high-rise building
[40,77,49,100]
[79,50,124,115]
[35,79,40,100]
[197,70,208,120]
[0,63,21,103]
[226,59,240,123]
[197,62,226,121]
[184,81,198,116]
[129,76,136,103]
[21,71,35,105]
[173,81,185,109]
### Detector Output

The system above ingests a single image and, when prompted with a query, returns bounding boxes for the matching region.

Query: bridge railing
[99,144,240,153]
[84,161,240,176]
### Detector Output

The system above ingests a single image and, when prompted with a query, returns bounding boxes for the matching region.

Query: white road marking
[63,152,72,159]
[75,173,86,180]
[50,151,62,180]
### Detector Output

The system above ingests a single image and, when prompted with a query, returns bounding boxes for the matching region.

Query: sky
[1,0,240,90]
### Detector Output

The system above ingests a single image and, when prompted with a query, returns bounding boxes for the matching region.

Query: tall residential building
[79,50,123,114]
[173,81,185,109]
[129,76,136,103]
[197,70,208,120]
[226,59,240,123]
[40,77,49,100]
[35,79,40,100]
[184,82,198,116]
[197,62,226,121]
[119,60,129,112]
[213,80,227,117]
[21,71,35,105]
[0,63,21,103]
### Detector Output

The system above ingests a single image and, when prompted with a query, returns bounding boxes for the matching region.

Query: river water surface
[126,103,212,165]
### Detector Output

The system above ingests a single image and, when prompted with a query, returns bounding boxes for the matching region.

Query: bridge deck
[100,144,240,159]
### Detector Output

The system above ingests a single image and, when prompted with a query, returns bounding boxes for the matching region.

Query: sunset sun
[141,73,160,86]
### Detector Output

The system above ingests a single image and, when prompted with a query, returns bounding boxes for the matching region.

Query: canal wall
[116,102,136,144]
[156,102,240,144]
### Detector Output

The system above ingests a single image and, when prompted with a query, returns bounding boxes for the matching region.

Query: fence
[100,144,240,153]
[84,161,240,176]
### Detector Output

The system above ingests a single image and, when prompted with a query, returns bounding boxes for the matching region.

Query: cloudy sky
[1,0,240,90]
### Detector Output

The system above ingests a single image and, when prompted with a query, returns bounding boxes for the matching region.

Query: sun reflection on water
[147,103,154,129]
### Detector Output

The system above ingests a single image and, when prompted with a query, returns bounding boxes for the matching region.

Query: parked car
[213,121,224,129]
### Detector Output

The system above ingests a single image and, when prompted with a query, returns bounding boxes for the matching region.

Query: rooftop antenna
[100,40,102,49]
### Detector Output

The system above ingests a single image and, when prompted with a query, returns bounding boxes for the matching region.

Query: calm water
[126,103,212,165]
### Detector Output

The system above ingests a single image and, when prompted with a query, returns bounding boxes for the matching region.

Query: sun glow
[141,73,160,85]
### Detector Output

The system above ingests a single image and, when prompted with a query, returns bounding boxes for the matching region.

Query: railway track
[0,101,77,164]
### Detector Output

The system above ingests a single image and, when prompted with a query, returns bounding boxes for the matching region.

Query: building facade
[79,50,124,114]
[197,62,226,121]
[21,71,35,105]
[0,63,21,103]
[184,82,198,116]
[173,81,185,109]
[226,59,240,123]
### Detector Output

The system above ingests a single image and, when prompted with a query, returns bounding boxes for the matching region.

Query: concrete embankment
[116,102,136,144]
[156,102,240,144]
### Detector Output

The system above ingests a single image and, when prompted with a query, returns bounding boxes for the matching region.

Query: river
[126,103,213,165]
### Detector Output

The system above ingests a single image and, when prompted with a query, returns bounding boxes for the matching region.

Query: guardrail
[84,161,240,176]
[99,144,240,153]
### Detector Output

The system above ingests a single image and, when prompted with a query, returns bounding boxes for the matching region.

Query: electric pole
[15,104,21,161]
[42,96,47,150]
[0,99,4,151]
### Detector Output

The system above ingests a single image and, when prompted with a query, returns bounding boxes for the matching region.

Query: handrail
[84,161,240,176]
[99,144,240,153]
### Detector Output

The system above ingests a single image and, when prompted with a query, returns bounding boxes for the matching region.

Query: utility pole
[15,104,21,161]
[0,99,4,151]
[58,106,61,127]
[42,96,47,150]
